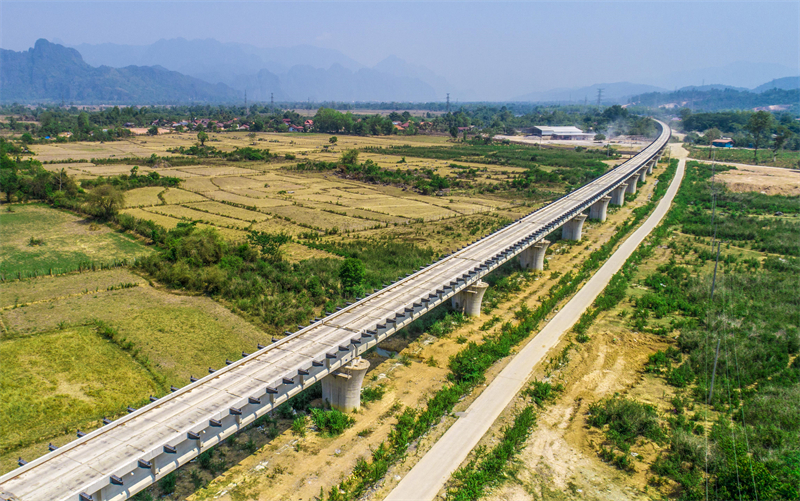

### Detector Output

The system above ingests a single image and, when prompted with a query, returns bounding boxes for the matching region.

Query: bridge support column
[589,196,611,222]
[519,240,550,271]
[610,184,627,206]
[451,280,489,317]
[646,159,654,175]
[625,175,638,194]
[639,169,647,183]
[322,357,370,412]
[562,214,587,241]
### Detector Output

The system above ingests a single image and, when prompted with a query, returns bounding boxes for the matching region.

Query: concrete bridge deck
[0,122,670,501]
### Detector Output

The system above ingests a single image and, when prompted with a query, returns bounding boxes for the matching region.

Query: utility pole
[446,93,450,113]
[596,88,603,107]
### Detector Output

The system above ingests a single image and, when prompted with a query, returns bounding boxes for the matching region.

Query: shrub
[587,395,665,449]
[158,472,177,494]
[361,385,386,403]
[310,408,355,436]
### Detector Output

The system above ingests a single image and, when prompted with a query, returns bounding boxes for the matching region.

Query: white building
[530,126,595,140]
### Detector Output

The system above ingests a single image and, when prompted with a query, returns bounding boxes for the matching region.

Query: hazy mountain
[513,82,668,104]
[374,55,452,99]
[0,39,240,104]
[72,38,442,102]
[278,64,438,102]
[753,76,800,93]
[72,38,363,85]
[655,61,797,90]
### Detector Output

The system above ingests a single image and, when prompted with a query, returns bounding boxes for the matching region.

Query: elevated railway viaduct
[0,121,670,501]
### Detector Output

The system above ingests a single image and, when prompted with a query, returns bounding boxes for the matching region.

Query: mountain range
[0,39,240,104]
[71,38,448,102]
[1,38,797,105]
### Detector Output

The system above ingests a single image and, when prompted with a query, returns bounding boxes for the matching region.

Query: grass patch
[0,204,151,278]
[0,326,161,463]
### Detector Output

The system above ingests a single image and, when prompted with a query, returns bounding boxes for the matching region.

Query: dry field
[29,131,523,257]
[715,162,800,196]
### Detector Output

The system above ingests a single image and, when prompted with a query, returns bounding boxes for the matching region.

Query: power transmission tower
[270,92,274,108]
[596,88,604,107]
[446,93,450,113]
[244,90,248,115]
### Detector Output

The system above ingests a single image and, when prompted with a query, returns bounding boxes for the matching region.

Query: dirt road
[385,154,686,501]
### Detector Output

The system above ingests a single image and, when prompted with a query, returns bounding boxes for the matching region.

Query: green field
[687,145,800,168]
[0,204,152,278]
[0,326,161,460]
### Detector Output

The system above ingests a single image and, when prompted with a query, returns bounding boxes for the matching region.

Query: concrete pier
[321,357,370,412]
[519,240,550,271]
[646,160,654,175]
[610,184,627,206]
[625,175,638,194]
[451,280,489,317]
[639,169,647,183]
[561,214,587,241]
[589,196,611,222]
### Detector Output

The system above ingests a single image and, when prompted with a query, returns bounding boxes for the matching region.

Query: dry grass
[185,201,271,222]
[0,268,144,309]
[121,186,164,208]
[120,208,181,229]
[161,187,207,204]
[204,190,292,208]
[268,204,371,231]
[146,205,252,229]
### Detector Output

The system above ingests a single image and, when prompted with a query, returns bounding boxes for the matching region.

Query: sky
[2,1,799,100]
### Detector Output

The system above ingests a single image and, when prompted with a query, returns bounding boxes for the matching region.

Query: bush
[292,416,308,437]
[587,395,665,450]
[361,385,386,403]
[310,408,355,436]
[158,472,177,494]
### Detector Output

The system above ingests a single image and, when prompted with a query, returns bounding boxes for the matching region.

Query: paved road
[385,155,686,501]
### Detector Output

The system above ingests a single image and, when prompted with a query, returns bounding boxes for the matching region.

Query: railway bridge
[0,121,670,501]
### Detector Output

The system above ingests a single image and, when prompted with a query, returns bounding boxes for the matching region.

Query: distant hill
[0,39,241,104]
[71,38,447,102]
[753,76,800,93]
[628,83,800,112]
[512,82,668,104]
[655,61,798,90]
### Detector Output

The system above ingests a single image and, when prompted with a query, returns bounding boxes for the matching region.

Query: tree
[771,126,793,162]
[449,125,459,139]
[705,128,721,157]
[744,111,772,163]
[339,258,365,297]
[20,133,33,144]
[147,125,159,136]
[340,149,359,165]
[86,184,125,219]
[197,131,208,146]
[246,230,291,262]
[329,136,338,145]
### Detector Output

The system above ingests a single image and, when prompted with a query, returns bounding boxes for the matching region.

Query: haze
[2,1,799,101]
